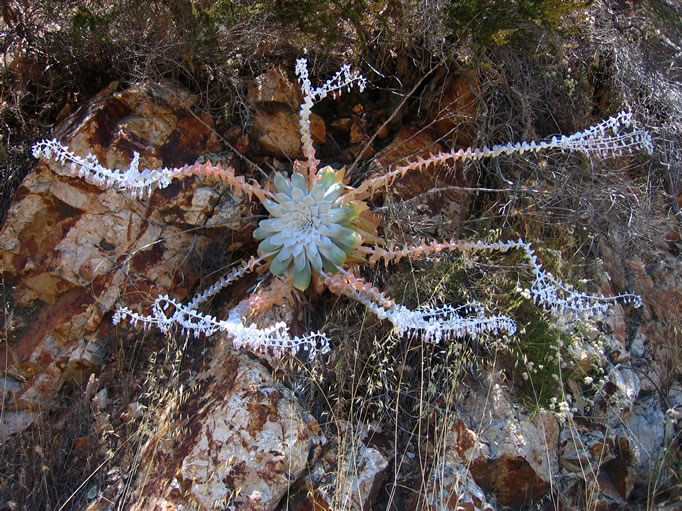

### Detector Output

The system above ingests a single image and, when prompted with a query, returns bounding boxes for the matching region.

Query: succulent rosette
[254,167,362,290]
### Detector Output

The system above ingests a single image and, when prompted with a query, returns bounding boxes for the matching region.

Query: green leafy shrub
[444,0,588,47]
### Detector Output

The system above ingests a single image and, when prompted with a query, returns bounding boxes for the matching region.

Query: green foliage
[71,4,115,47]
[193,0,246,26]
[403,236,591,410]
[269,0,389,47]
[444,0,588,47]
[507,304,571,408]
[191,0,267,39]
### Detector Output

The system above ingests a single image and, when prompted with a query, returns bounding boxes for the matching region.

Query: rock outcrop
[126,339,323,511]
[0,81,254,434]
[2,61,679,511]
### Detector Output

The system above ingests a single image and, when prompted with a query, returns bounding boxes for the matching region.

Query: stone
[246,64,329,159]
[411,419,494,511]
[418,462,494,511]
[392,379,558,510]
[371,125,476,239]
[344,117,375,160]
[624,394,667,476]
[349,117,369,145]
[559,419,640,505]
[252,107,325,158]
[428,70,481,146]
[593,365,640,422]
[0,409,37,441]
[0,81,254,437]
[126,339,323,511]
[248,66,303,108]
[461,382,559,508]
[291,426,391,511]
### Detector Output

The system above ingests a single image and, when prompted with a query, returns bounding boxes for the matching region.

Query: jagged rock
[461,381,559,508]
[0,408,36,442]
[127,338,323,511]
[593,365,640,422]
[559,419,640,506]
[428,70,481,146]
[0,81,253,436]
[625,394,668,476]
[248,66,303,108]
[252,107,325,158]
[247,64,326,159]
[330,117,353,134]
[625,254,681,327]
[349,117,367,145]
[394,381,557,509]
[600,250,682,392]
[290,426,391,511]
[345,117,375,160]
[417,462,494,511]
[411,419,494,511]
[371,125,475,238]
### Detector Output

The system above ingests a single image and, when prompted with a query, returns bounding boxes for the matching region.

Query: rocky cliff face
[0,61,679,511]
[0,81,253,433]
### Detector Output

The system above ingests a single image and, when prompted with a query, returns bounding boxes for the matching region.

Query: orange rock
[252,107,325,158]
[428,70,481,146]
[370,125,476,238]
[248,66,303,108]
[349,116,368,144]
[0,82,253,437]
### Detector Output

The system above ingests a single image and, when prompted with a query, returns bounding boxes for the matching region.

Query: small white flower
[254,168,362,290]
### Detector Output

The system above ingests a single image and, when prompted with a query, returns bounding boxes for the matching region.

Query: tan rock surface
[428,70,481,146]
[252,107,325,158]
[371,125,476,238]
[127,339,323,511]
[248,66,303,108]
[0,82,253,431]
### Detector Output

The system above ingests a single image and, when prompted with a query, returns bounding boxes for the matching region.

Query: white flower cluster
[254,168,361,290]
[114,294,330,359]
[473,110,653,159]
[546,110,654,157]
[295,58,367,165]
[112,255,330,358]
[350,111,654,201]
[327,238,642,346]
[325,269,516,343]
[386,302,517,343]
[517,240,643,318]
[31,138,175,198]
[480,111,651,158]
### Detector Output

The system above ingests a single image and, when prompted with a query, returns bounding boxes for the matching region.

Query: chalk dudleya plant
[31,58,650,358]
[253,168,363,291]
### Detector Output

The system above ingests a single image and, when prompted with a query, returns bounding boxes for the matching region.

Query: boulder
[461,381,559,508]
[252,107,325,158]
[126,338,323,511]
[371,125,476,238]
[394,380,558,509]
[290,426,391,510]
[559,418,640,507]
[248,66,303,108]
[410,419,494,511]
[428,70,481,146]
[247,64,326,159]
[0,81,253,435]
